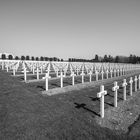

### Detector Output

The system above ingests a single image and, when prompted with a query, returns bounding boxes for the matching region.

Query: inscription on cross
[97,85,107,118]
[112,81,119,107]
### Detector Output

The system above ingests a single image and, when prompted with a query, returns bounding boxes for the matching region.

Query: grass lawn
[0,70,140,140]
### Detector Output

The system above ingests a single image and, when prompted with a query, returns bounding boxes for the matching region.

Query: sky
[0,0,140,59]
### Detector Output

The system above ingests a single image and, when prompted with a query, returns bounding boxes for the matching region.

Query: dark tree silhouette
[40,56,44,61]
[26,55,30,60]
[1,54,6,59]
[21,56,25,60]
[15,56,19,60]
[31,56,35,61]
[8,55,13,60]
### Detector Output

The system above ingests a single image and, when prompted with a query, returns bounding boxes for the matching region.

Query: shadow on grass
[37,85,45,90]
[74,103,100,117]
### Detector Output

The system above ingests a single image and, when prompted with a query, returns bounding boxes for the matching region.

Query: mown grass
[0,70,140,140]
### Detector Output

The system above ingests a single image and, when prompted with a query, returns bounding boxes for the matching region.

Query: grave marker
[70,71,76,85]
[88,71,92,82]
[59,71,65,88]
[112,81,119,107]
[80,71,85,83]
[129,77,133,96]
[138,75,140,90]
[122,79,127,100]
[42,73,51,91]
[95,70,99,81]
[101,70,104,80]
[134,76,138,92]
[97,85,107,118]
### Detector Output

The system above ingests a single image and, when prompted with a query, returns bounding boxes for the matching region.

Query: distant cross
[70,71,76,86]
[120,69,122,76]
[88,71,92,82]
[138,75,140,90]
[110,69,113,78]
[114,69,116,77]
[80,71,85,83]
[24,68,27,82]
[117,69,120,77]
[36,67,39,80]
[76,68,79,75]
[101,70,104,80]
[32,65,35,74]
[112,81,119,107]
[129,77,133,96]
[13,67,16,76]
[42,73,51,91]
[58,71,65,88]
[97,85,107,118]
[134,76,138,92]
[95,70,99,81]
[106,69,109,79]
[122,79,127,100]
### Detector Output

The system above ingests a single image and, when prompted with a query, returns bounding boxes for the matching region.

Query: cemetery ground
[0,70,140,140]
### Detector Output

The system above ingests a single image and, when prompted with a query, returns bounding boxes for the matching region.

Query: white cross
[101,70,104,80]
[119,69,121,76]
[58,71,65,88]
[117,69,120,77]
[106,69,109,79]
[122,79,127,100]
[97,85,107,118]
[110,69,113,78]
[42,73,51,91]
[80,71,85,83]
[95,70,99,81]
[88,71,92,82]
[36,67,39,80]
[129,77,133,96]
[70,71,76,85]
[76,68,79,75]
[134,76,138,92]
[13,67,16,76]
[112,81,119,107]
[24,68,27,82]
[32,65,35,74]
[114,69,116,77]
[138,75,140,90]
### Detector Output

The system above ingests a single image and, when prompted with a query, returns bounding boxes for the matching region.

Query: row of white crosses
[97,75,140,118]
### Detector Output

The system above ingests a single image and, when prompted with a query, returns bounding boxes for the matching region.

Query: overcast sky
[0,0,140,59]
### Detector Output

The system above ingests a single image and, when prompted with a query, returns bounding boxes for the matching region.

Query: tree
[31,56,35,61]
[26,55,30,60]
[115,56,119,63]
[8,55,13,60]
[40,56,44,61]
[44,57,49,61]
[36,57,39,61]
[94,54,99,62]
[21,56,25,60]
[1,54,6,59]
[15,56,19,60]
[103,55,108,62]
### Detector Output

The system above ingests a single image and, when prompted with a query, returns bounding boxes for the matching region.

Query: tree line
[0,54,64,62]
[68,54,140,64]
[1,53,140,64]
